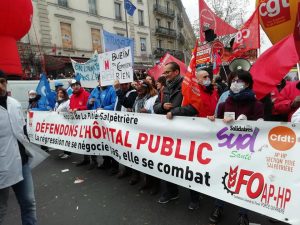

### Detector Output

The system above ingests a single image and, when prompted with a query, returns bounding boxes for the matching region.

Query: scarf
[133,94,149,113]
[229,88,256,102]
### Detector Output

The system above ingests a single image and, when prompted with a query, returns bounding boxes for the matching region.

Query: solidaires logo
[268,126,296,151]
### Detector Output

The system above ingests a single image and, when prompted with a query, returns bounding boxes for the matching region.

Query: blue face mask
[202,79,211,87]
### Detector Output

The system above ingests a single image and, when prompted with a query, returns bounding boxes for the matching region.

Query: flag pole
[297,63,300,80]
[124,1,129,38]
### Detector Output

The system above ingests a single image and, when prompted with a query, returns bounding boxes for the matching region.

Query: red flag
[212,53,222,75]
[199,0,238,43]
[232,8,260,56]
[148,53,187,80]
[251,3,300,100]
[182,41,202,114]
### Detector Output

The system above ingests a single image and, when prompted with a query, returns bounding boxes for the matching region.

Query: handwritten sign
[98,47,133,86]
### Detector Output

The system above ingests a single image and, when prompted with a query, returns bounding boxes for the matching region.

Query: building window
[167,21,172,29]
[58,0,68,7]
[115,2,122,21]
[137,0,143,3]
[89,0,97,15]
[156,19,161,27]
[138,10,144,26]
[157,40,162,48]
[91,28,102,52]
[156,0,159,5]
[60,22,72,49]
[140,38,146,52]
[117,33,125,37]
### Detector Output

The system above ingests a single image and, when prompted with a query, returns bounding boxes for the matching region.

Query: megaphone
[229,58,251,72]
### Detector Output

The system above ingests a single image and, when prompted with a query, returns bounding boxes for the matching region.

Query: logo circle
[268,126,296,151]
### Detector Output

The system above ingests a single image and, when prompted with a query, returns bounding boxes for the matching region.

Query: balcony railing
[155,27,176,38]
[153,4,175,19]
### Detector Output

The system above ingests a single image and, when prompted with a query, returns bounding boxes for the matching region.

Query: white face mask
[230,82,245,93]
[57,97,64,101]
[29,95,36,100]
[202,79,211,87]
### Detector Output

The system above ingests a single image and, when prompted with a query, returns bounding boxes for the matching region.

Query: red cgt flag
[148,53,187,80]
[251,3,300,100]
[199,0,237,43]
[232,8,260,57]
[182,41,202,114]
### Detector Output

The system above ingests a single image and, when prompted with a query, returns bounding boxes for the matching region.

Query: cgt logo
[268,126,296,151]
[258,0,290,27]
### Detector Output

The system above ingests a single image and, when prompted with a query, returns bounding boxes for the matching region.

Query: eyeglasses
[202,75,209,79]
[163,70,173,75]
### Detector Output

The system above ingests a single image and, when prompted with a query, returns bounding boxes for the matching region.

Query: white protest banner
[98,46,133,86]
[71,53,99,88]
[27,110,300,224]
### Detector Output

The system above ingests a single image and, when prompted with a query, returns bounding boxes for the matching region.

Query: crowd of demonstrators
[6,61,300,225]
[0,71,37,225]
[88,77,117,172]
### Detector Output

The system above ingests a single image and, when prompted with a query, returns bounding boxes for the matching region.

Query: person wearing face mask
[27,90,41,110]
[208,70,264,225]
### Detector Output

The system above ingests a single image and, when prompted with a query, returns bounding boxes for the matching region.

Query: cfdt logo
[268,126,296,151]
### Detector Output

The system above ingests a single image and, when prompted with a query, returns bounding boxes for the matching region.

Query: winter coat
[217,95,264,120]
[197,85,219,117]
[54,99,70,112]
[114,87,137,112]
[273,81,300,121]
[87,86,116,110]
[69,87,90,111]
[153,75,197,116]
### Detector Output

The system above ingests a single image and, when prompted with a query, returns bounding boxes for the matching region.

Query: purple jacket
[217,96,264,121]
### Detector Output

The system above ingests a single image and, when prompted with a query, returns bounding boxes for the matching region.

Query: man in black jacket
[154,62,198,204]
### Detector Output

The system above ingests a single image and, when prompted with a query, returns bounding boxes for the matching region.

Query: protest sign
[98,46,133,86]
[28,110,300,224]
[71,53,99,88]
